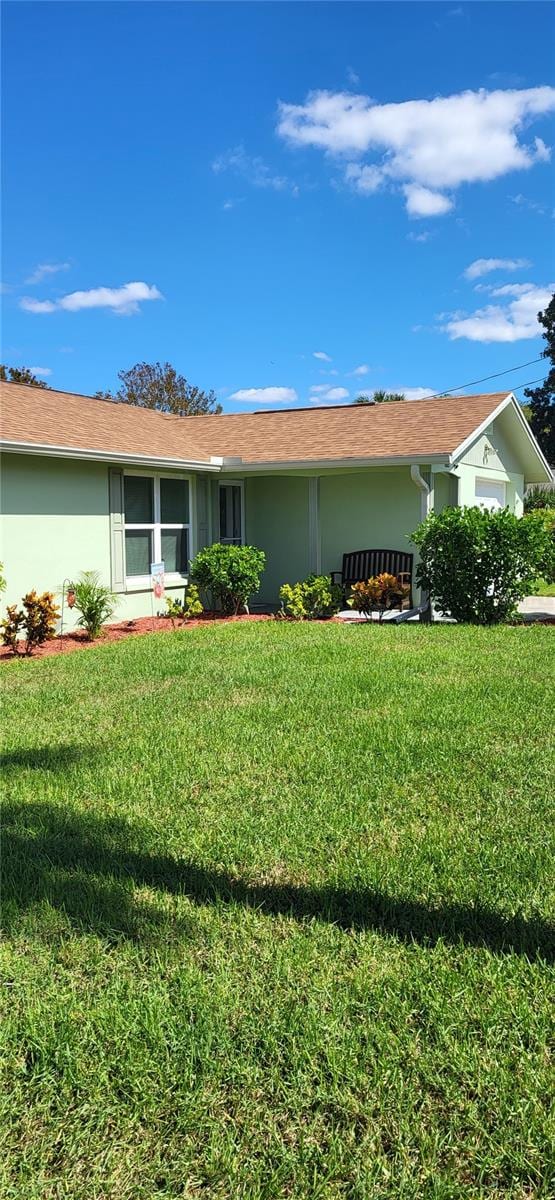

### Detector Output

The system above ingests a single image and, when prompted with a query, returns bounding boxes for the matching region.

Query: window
[219,482,243,545]
[124,473,190,585]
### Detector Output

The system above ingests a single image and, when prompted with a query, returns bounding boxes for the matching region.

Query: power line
[511,376,545,392]
[426,356,544,400]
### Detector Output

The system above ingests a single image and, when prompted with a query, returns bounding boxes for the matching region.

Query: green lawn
[1,622,554,1199]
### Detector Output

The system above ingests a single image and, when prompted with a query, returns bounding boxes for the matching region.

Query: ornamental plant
[190,543,266,615]
[348,573,410,620]
[524,484,555,513]
[411,505,553,625]
[69,571,118,639]
[279,574,342,620]
[165,584,204,626]
[1,590,60,655]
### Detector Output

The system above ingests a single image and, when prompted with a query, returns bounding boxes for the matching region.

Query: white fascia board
[220,453,449,474]
[450,394,553,480]
[0,440,222,472]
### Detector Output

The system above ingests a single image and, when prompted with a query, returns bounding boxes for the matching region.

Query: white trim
[0,440,220,472]
[218,479,245,544]
[450,394,552,480]
[221,453,451,474]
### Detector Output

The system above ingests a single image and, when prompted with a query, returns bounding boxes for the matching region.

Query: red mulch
[0,613,274,662]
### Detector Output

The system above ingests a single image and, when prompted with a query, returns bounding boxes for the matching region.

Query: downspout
[410,465,432,621]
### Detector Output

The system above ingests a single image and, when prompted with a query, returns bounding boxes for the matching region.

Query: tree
[353,389,406,405]
[524,292,555,464]
[96,361,222,415]
[0,365,51,389]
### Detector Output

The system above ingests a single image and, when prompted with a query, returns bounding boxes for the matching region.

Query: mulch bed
[0,613,274,662]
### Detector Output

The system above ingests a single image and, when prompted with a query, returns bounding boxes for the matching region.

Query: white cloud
[20,281,163,316]
[212,145,298,194]
[403,184,453,217]
[349,363,369,376]
[28,366,52,377]
[442,282,553,342]
[309,385,349,402]
[407,230,431,243]
[25,262,71,285]
[229,386,298,404]
[277,85,555,216]
[510,192,549,216]
[463,256,531,280]
[398,387,435,401]
[313,350,332,361]
[347,67,360,87]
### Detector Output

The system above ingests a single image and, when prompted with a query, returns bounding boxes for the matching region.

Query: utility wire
[510,377,545,392]
[426,356,543,400]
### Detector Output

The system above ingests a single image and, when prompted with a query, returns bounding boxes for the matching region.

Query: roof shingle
[0,381,510,466]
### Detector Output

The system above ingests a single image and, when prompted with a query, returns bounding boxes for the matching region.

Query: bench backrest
[341,548,413,584]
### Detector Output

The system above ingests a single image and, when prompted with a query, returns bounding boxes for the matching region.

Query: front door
[219,482,244,544]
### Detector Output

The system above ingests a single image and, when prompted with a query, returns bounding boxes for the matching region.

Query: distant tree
[0,365,51,389]
[96,361,222,415]
[353,389,406,405]
[523,292,555,464]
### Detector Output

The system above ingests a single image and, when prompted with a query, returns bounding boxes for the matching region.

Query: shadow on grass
[3,799,554,961]
[0,744,97,770]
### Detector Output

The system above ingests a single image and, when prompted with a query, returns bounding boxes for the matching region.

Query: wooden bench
[331,549,414,609]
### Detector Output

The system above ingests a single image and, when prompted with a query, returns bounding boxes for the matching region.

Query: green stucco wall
[457,419,524,515]
[319,467,421,580]
[0,454,204,627]
[245,475,311,604]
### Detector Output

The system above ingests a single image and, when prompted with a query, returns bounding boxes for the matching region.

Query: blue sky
[2,1,554,411]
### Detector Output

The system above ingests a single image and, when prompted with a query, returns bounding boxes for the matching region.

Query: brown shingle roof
[0,381,510,466]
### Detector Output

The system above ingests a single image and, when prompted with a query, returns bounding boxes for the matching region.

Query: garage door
[475,477,506,511]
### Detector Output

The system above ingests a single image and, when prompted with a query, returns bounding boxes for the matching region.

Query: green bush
[165,584,204,625]
[1,590,60,655]
[411,506,553,625]
[524,484,555,513]
[526,508,555,584]
[0,563,6,595]
[279,574,342,620]
[69,571,118,639]
[190,544,266,615]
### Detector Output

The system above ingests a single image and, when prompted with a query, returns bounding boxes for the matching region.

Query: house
[0,381,551,620]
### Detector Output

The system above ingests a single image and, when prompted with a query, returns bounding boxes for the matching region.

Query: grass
[1,621,554,1199]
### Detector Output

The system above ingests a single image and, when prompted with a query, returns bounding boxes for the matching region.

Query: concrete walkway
[517,595,555,619]
[338,597,555,623]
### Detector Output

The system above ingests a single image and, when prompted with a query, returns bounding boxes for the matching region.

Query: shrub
[190,544,266,615]
[525,508,555,584]
[411,506,553,625]
[165,584,204,626]
[524,484,555,513]
[348,573,410,620]
[1,590,60,655]
[0,563,5,595]
[69,571,118,639]
[1,605,25,653]
[279,574,342,620]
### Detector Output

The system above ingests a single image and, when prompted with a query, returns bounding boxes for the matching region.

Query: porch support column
[410,464,432,621]
[308,476,321,574]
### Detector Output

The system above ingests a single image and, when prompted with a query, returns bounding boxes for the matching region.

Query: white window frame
[218,480,245,545]
[124,470,192,589]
